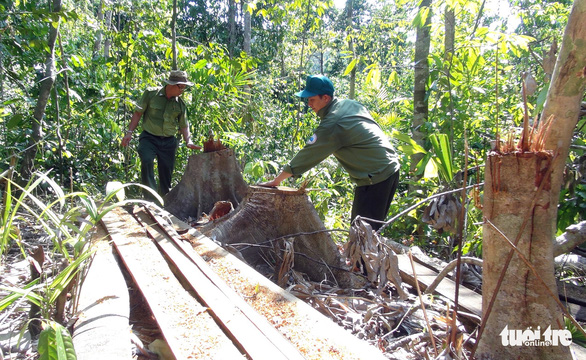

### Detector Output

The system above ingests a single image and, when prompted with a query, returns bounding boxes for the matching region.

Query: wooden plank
[164,213,389,360]
[103,209,244,360]
[139,208,305,360]
[397,254,482,317]
[73,236,132,360]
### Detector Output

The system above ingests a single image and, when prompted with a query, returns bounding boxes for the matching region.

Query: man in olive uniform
[261,75,400,230]
[121,70,201,200]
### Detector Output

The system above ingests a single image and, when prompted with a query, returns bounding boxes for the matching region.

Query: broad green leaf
[0,280,43,312]
[429,134,454,182]
[38,322,77,360]
[387,71,398,86]
[343,58,357,77]
[424,157,439,179]
[7,114,23,129]
[392,131,426,154]
[535,85,548,112]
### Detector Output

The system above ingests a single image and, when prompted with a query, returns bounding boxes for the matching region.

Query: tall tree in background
[443,3,455,148]
[172,0,178,69]
[243,0,251,55]
[410,0,431,184]
[477,0,585,358]
[228,0,237,58]
[346,0,356,99]
[22,0,62,181]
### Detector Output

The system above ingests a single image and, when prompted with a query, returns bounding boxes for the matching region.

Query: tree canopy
[0,0,584,247]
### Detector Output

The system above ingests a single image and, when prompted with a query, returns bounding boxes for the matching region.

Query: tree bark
[163,149,249,220]
[541,0,586,224]
[410,0,431,187]
[346,0,356,99]
[22,0,61,181]
[200,186,358,288]
[243,0,251,54]
[479,153,570,359]
[228,0,236,58]
[171,0,178,70]
[93,0,104,56]
[103,9,112,58]
[476,2,585,357]
[443,5,456,148]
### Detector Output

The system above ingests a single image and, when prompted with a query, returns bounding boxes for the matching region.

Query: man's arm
[180,126,202,150]
[259,171,292,187]
[120,111,142,147]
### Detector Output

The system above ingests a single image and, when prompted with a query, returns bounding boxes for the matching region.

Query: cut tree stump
[200,185,359,288]
[164,148,248,220]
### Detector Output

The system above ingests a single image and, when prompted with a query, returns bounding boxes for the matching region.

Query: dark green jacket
[135,87,188,137]
[284,98,400,186]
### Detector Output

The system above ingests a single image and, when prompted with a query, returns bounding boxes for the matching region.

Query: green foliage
[0,173,152,340]
[0,0,582,266]
[38,321,77,360]
[565,317,586,348]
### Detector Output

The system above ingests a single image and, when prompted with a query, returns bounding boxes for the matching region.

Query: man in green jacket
[121,70,201,201]
[261,75,400,230]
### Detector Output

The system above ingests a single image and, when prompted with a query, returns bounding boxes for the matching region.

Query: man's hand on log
[186,141,202,150]
[257,180,279,187]
[258,171,292,187]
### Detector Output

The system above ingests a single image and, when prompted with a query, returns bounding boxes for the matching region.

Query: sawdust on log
[193,244,363,360]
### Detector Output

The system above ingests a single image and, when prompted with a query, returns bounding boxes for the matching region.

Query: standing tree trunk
[346,0,356,99]
[410,0,431,187]
[243,0,251,55]
[477,0,585,358]
[541,0,586,217]
[228,0,236,58]
[443,5,456,149]
[93,0,104,57]
[22,0,61,181]
[103,9,112,58]
[171,0,178,70]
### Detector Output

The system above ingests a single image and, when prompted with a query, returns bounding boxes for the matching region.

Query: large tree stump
[164,148,249,220]
[478,152,571,359]
[200,185,358,288]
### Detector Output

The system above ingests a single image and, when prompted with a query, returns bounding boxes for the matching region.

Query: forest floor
[1,209,585,360]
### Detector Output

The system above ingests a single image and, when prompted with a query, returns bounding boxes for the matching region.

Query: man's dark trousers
[137,131,178,200]
[351,171,399,231]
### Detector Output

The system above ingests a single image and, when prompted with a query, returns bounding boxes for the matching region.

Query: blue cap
[295,75,335,98]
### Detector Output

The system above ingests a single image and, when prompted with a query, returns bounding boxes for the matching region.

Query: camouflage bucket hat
[164,70,194,86]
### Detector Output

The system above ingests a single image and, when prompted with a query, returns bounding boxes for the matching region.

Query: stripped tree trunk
[163,149,249,220]
[22,0,61,181]
[410,0,431,189]
[346,0,356,100]
[477,0,585,358]
[200,186,358,288]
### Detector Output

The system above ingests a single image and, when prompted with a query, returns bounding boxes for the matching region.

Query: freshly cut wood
[103,208,244,359]
[200,185,358,287]
[134,207,305,360]
[184,227,389,360]
[73,230,131,360]
[164,148,249,220]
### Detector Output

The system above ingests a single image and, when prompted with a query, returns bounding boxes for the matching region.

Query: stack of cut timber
[75,206,388,360]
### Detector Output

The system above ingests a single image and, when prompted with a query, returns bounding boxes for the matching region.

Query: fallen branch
[424,257,483,295]
[375,183,484,235]
[554,221,586,256]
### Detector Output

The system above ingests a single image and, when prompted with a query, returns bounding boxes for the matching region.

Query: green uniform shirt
[284,98,400,187]
[135,87,188,137]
